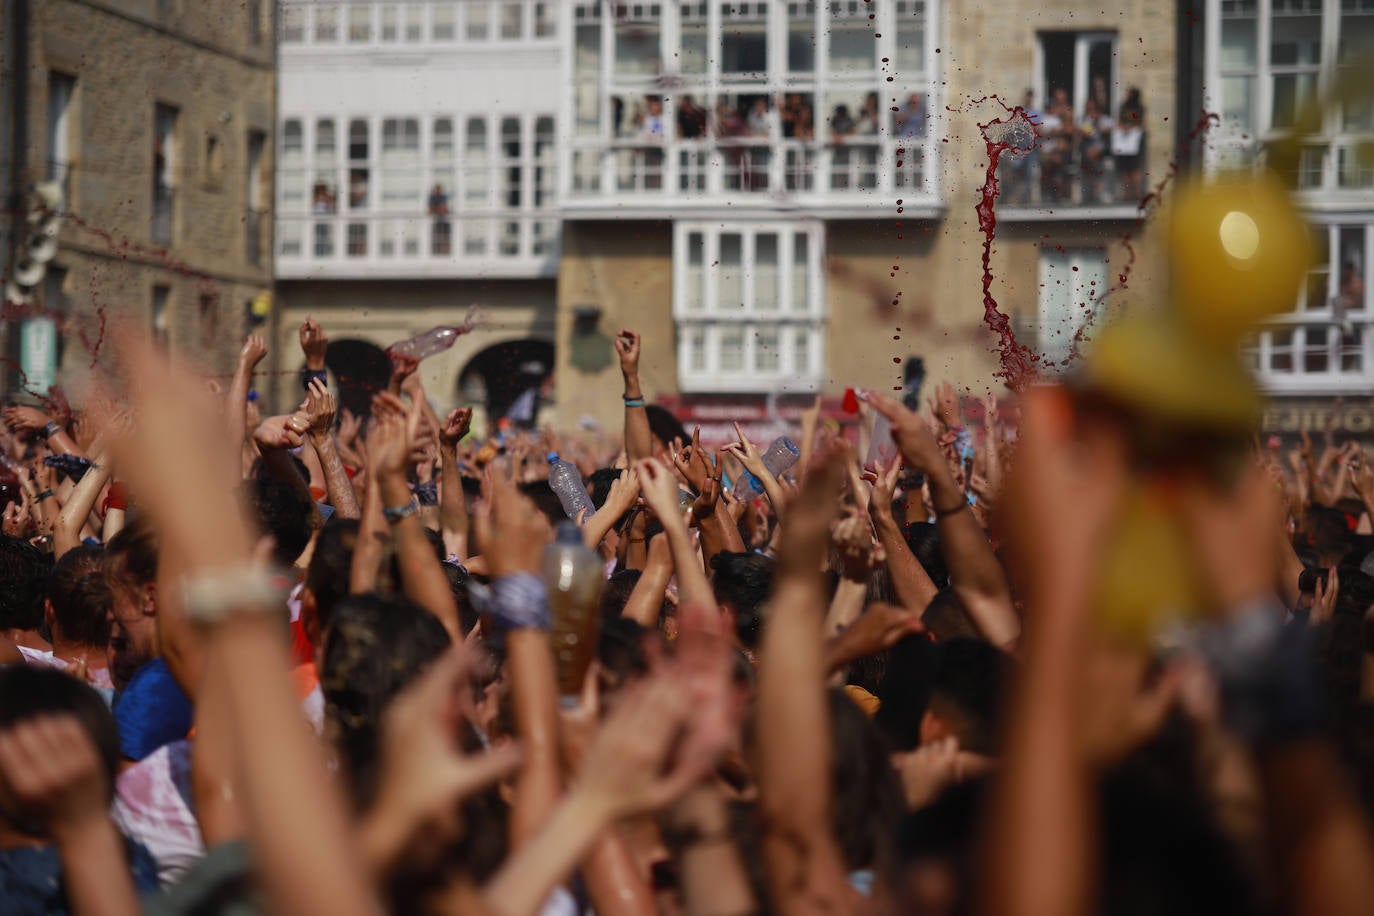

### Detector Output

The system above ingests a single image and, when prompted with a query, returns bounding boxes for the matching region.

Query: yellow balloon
[1168,174,1312,344]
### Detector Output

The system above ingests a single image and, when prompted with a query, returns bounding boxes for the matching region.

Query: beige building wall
[274,278,557,419]
[11,0,274,390]
[553,1,1179,424]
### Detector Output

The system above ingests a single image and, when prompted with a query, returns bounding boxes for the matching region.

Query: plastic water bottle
[867,411,897,467]
[732,436,800,501]
[543,522,603,702]
[547,452,596,523]
[386,306,479,361]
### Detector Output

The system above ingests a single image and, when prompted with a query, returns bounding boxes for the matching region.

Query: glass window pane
[535,3,557,38]
[501,1,523,39]
[282,6,305,42]
[684,233,704,312]
[720,326,745,372]
[1220,17,1256,69]
[788,2,817,74]
[576,24,602,136]
[467,2,490,39]
[1303,325,1331,373]
[828,1,875,75]
[680,2,708,73]
[688,326,708,372]
[380,6,398,40]
[1269,328,1294,372]
[283,120,303,158]
[1337,226,1366,315]
[433,4,456,40]
[793,329,811,374]
[895,0,925,75]
[347,5,371,41]
[1271,72,1318,129]
[405,4,423,40]
[753,234,779,310]
[721,3,767,75]
[615,7,660,77]
[1222,76,1254,129]
[792,234,810,312]
[755,326,781,371]
[315,4,339,41]
[1271,10,1321,67]
[434,118,454,160]
[719,234,743,312]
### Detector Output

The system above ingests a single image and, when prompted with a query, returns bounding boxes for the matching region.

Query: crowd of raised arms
[2,318,1374,916]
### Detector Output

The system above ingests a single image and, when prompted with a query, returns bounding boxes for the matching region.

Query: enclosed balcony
[562,0,942,216]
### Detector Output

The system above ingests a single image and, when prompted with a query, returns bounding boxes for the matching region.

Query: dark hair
[518,480,566,527]
[645,405,688,449]
[829,688,902,873]
[321,593,453,811]
[874,634,940,751]
[928,638,1010,755]
[599,616,651,685]
[246,476,314,568]
[922,588,978,641]
[47,545,112,648]
[0,534,49,631]
[711,551,774,649]
[443,561,478,634]
[104,518,159,595]
[306,519,362,634]
[587,468,624,509]
[904,523,949,589]
[0,666,120,823]
[599,568,643,620]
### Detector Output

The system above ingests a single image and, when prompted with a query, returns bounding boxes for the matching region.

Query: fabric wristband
[413,479,439,506]
[182,564,287,626]
[301,368,328,391]
[489,573,551,632]
[41,421,62,440]
[104,481,129,513]
[623,398,646,408]
[382,499,421,524]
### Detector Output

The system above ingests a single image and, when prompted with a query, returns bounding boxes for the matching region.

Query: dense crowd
[0,317,1373,916]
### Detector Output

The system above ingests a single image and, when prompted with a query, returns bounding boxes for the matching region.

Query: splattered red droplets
[974,102,1041,389]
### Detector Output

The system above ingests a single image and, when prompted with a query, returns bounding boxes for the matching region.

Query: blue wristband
[490,573,551,632]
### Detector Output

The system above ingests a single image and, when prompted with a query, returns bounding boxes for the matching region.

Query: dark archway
[324,338,391,418]
[457,339,554,427]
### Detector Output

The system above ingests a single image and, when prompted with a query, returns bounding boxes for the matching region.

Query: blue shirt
[0,838,158,915]
[113,658,192,762]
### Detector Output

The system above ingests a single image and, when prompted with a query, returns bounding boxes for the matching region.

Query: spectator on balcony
[427,184,449,218]
[311,182,336,215]
[857,92,881,135]
[1038,87,1075,203]
[642,97,666,140]
[1111,87,1146,202]
[1006,89,1041,206]
[794,102,815,141]
[747,98,772,138]
[1077,97,1115,204]
[782,94,803,138]
[830,104,856,140]
[677,95,707,139]
[715,100,747,139]
[1339,260,1365,319]
[896,93,927,139]
[427,184,451,256]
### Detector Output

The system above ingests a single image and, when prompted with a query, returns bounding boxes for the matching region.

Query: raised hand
[831,509,883,581]
[775,442,849,579]
[2,492,32,537]
[302,378,336,438]
[673,426,715,494]
[893,736,995,809]
[253,412,310,451]
[602,467,642,519]
[860,390,945,476]
[719,421,765,477]
[827,602,925,670]
[1310,566,1340,626]
[635,457,685,522]
[930,380,963,429]
[364,408,412,482]
[472,473,550,578]
[298,316,329,371]
[439,407,473,449]
[614,328,642,377]
[1,405,52,434]
[868,453,903,520]
[388,352,419,394]
[0,714,112,839]
[238,333,269,370]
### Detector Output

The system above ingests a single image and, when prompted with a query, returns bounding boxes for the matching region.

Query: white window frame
[1035,247,1109,370]
[1031,30,1120,121]
[1249,217,1374,394]
[278,1,561,47]
[1203,0,1374,187]
[673,221,825,393]
[562,0,941,206]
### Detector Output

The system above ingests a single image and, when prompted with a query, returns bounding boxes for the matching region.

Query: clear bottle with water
[543,522,603,702]
[386,306,479,361]
[732,436,800,501]
[547,452,596,523]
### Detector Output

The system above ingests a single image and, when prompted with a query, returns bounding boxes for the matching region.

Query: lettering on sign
[1262,401,1374,436]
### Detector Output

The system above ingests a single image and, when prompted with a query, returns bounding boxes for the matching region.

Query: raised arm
[301,380,360,519]
[438,408,474,558]
[720,422,788,513]
[868,454,939,613]
[582,468,641,551]
[866,391,1020,649]
[636,457,714,610]
[617,330,653,462]
[227,334,268,476]
[370,392,461,640]
[54,450,112,559]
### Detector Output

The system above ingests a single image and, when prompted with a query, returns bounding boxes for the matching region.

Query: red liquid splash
[974,103,1041,390]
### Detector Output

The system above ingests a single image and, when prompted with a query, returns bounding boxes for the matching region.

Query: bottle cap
[546,452,560,464]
